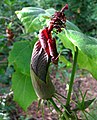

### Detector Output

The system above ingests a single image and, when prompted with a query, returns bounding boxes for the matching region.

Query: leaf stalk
[66,46,78,107]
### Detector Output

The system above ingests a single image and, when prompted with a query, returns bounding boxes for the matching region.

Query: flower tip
[65,4,68,9]
[61,4,68,12]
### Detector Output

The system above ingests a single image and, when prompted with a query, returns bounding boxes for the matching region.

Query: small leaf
[59,55,72,68]
[12,71,37,111]
[73,98,95,111]
[83,98,95,109]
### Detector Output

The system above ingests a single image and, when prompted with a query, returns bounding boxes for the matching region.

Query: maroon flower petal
[31,40,51,82]
[47,38,58,64]
[38,27,48,49]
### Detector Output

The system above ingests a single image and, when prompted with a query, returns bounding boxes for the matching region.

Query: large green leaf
[65,30,97,60]
[12,71,37,110]
[78,51,97,80]
[66,20,81,32]
[58,19,81,52]
[8,40,37,110]
[8,40,36,75]
[58,30,97,79]
[58,31,74,52]
[15,7,45,33]
[15,7,56,33]
[16,6,81,34]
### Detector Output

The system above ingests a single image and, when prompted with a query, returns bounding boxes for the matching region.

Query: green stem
[53,95,70,120]
[83,111,88,120]
[66,46,78,107]
[55,92,67,99]
[49,98,69,120]
[48,98,61,113]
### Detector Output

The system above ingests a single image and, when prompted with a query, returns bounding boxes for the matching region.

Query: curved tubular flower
[31,41,50,82]
[30,4,68,99]
[30,40,55,99]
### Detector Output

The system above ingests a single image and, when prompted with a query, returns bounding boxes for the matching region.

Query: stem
[66,46,78,107]
[53,95,70,119]
[83,111,88,120]
[55,92,67,99]
[85,110,96,120]
[48,98,62,113]
[49,98,69,120]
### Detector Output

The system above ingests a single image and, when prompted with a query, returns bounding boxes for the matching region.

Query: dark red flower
[39,27,58,64]
[31,4,68,82]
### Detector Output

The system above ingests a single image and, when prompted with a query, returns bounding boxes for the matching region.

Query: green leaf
[58,30,97,80]
[83,98,95,110]
[8,40,37,110]
[15,7,45,19]
[12,71,37,111]
[45,8,56,16]
[66,20,81,32]
[78,51,97,80]
[58,31,74,51]
[65,30,97,60]
[15,7,45,33]
[65,30,97,79]
[8,40,36,75]
[74,98,95,111]
[59,55,72,68]
[15,7,56,33]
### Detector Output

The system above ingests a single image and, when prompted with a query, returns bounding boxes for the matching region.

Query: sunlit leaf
[15,7,45,33]
[58,30,97,80]
[15,7,56,33]
[65,30,97,60]
[8,40,37,110]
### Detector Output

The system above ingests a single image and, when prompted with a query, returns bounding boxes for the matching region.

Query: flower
[30,4,68,99]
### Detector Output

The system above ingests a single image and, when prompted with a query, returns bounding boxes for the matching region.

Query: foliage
[0,0,97,119]
[15,6,97,80]
[58,30,97,79]
[7,6,97,119]
[29,0,97,36]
